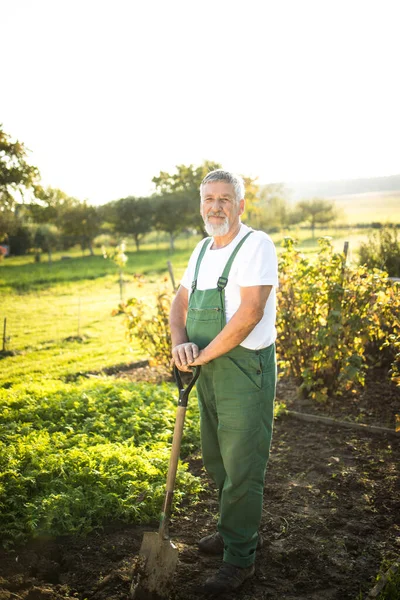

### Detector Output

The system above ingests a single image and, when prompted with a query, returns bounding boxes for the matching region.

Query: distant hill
[282,174,400,201]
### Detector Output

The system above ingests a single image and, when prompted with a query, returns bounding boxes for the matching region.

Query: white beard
[204,216,230,237]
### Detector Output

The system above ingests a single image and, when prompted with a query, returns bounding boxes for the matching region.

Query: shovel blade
[133,532,178,598]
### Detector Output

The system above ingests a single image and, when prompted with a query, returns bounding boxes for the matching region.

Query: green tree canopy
[112,196,154,251]
[152,160,222,233]
[34,224,60,263]
[152,191,191,251]
[0,125,41,211]
[256,183,293,231]
[60,202,101,254]
[28,186,80,226]
[296,197,338,237]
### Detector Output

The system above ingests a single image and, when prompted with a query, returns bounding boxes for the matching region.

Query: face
[200,181,244,237]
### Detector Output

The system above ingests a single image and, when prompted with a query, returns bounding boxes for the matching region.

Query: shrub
[121,289,172,368]
[358,225,400,277]
[276,237,399,401]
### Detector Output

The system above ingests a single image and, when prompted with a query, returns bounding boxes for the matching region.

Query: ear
[238,198,245,216]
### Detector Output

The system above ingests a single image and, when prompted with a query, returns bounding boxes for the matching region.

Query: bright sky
[1,0,399,204]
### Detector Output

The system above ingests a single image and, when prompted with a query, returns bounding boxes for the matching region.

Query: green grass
[0,228,380,386]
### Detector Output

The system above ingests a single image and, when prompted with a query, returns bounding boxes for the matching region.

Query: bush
[358,225,400,277]
[276,237,399,401]
[121,288,172,368]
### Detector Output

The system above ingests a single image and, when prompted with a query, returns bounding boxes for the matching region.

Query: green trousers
[196,343,276,568]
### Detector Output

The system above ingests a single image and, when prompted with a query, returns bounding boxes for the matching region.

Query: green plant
[0,379,202,545]
[122,286,173,368]
[277,237,400,401]
[358,225,400,277]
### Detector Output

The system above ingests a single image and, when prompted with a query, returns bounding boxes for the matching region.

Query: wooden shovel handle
[158,367,201,539]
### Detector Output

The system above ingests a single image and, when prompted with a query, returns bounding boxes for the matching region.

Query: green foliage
[0,379,202,545]
[60,201,102,254]
[277,237,400,401]
[0,124,41,212]
[122,287,172,368]
[296,198,338,237]
[102,240,128,269]
[152,161,222,238]
[358,225,400,277]
[112,196,154,251]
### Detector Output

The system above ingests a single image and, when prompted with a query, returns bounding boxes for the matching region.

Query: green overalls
[186,232,276,568]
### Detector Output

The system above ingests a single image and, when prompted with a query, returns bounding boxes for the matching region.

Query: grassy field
[0,226,381,387]
[331,190,400,224]
[2,224,393,399]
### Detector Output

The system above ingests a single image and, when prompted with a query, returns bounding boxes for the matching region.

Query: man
[169,169,278,594]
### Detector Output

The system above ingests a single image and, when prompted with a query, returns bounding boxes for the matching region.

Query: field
[0,235,399,600]
[331,191,400,225]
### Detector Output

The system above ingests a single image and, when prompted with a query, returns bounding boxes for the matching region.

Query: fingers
[172,342,200,371]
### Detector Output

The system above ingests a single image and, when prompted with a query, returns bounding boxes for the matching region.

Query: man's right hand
[172,342,200,372]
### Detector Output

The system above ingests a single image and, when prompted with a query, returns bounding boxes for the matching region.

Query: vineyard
[0,239,399,600]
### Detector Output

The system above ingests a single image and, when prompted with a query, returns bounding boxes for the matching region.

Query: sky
[1,0,399,205]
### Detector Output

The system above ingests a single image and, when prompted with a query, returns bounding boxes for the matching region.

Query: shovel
[131,365,201,600]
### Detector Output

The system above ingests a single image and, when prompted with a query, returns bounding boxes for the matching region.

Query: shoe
[198,531,263,555]
[203,562,255,594]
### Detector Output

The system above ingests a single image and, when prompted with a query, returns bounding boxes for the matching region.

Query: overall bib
[186,232,276,568]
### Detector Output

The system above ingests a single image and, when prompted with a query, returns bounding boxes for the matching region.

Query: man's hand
[172,342,200,372]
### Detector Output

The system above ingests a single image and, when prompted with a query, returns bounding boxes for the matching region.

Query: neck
[211,222,241,249]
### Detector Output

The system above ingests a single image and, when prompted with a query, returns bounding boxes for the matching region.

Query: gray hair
[200,170,245,204]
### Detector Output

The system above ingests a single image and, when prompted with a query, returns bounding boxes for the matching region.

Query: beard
[204,215,230,236]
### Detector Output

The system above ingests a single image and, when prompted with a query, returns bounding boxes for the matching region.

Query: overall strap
[217,231,253,291]
[191,237,212,292]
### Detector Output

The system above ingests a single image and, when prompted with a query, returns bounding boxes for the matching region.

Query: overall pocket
[186,306,224,349]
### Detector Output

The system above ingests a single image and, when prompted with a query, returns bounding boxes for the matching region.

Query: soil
[0,368,399,600]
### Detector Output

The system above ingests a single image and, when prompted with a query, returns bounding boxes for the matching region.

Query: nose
[208,198,224,211]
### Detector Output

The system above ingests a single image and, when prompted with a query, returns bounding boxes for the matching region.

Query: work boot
[198,531,263,555]
[202,562,255,594]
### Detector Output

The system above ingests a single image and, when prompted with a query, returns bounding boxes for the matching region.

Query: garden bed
[0,370,398,600]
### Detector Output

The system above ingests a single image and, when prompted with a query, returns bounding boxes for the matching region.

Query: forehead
[201,181,235,198]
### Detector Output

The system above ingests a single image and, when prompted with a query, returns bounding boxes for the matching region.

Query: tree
[113,196,154,251]
[256,184,294,231]
[0,125,41,211]
[296,198,337,237]
[0,208,18,242]
[28,186,79,226]
[152,160,222,234]
[153,191,190,251]
[34,224,60,263]
[60,202,101,255]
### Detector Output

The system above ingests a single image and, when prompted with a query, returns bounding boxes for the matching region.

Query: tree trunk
[169,233,175,252]
[135,235,140,252]
[48,249,52,264]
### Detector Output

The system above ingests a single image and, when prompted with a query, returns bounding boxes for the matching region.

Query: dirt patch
[0,370,399,600]
[277,367,400,431]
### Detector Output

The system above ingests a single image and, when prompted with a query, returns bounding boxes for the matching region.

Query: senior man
[169,169,278,594]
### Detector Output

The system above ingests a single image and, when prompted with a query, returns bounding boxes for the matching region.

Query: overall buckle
[217,276,228,291]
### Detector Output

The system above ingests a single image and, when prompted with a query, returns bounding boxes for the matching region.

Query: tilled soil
[0,373,399,600]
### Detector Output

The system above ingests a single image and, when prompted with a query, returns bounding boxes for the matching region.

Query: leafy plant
[358,225,400,277]
[276,237,400,401]
[121,287,173,368]
[0,379,202,545]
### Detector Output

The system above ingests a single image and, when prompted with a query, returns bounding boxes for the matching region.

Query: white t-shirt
[180,223,278,350]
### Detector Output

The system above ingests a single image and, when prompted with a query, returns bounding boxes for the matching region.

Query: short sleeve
[235,233,278,287]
